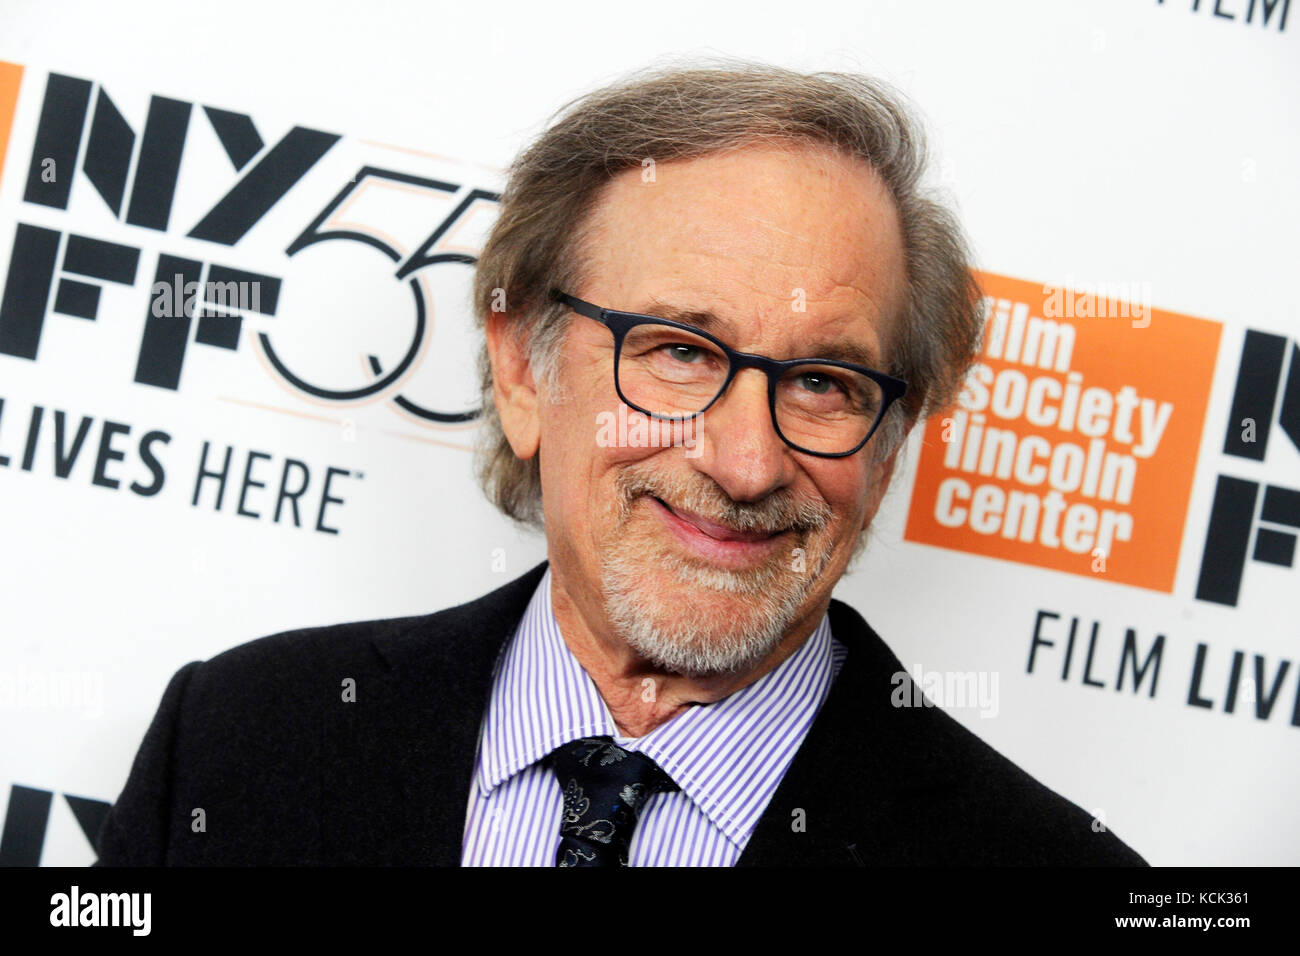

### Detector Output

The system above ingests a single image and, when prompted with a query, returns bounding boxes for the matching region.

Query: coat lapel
[736,598,960,866]
[320,561,548,865]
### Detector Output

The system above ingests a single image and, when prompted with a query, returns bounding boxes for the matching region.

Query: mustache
[615,469,832,536]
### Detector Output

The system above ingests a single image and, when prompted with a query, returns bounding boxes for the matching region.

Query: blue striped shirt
[461,567,846,866]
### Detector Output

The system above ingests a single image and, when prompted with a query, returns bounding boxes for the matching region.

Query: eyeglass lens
[615,322,885,455]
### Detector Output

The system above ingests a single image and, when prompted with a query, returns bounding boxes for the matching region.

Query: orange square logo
[904,271,1222,592]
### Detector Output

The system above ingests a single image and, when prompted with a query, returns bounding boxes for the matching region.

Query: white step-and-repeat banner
[1,0,1295,866]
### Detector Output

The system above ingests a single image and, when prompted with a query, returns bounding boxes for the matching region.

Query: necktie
[549,735,679,867]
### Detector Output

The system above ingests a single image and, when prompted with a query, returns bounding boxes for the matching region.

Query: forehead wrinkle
[667,239,817,278]
[665,248,885,318]
[737,213,815,247]
[664,229,898,327]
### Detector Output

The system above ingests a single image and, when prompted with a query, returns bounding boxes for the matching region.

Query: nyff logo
[1195,330,1300,606]
[0,62,499,427]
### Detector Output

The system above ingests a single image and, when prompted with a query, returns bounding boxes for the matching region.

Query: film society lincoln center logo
[905,271,1221,592]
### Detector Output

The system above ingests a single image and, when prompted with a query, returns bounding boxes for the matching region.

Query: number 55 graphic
[262,166,499,423]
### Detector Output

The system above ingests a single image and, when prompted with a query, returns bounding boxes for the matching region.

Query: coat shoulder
[186,560,549,707]
[187,611,428,702]
[914,696,1147,865]
[822,598,1148,866]
[96,563,548,865]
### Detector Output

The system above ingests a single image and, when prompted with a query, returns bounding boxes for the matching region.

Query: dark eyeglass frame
[552,290,908,458]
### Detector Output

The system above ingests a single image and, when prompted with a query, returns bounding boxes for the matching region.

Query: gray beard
[600,487,835,678]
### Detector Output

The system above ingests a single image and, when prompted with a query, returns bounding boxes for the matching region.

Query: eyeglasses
[552,291,907,458]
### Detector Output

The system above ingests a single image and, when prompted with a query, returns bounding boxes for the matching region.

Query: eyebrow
[638,297,883,370]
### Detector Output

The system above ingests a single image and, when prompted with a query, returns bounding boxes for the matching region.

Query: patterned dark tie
[549,735,679,867]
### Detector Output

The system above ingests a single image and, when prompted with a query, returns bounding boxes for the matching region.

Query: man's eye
[665,343,705,363]
[797,372,841,395]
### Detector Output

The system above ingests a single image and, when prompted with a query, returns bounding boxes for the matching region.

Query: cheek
[810,460,877,532]
[536,374,654,532]
[538,353,605,461]
[537,399,598,519]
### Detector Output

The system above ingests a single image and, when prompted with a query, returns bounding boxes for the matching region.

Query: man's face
[526,143,908,677]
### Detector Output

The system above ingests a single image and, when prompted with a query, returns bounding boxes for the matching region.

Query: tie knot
[549,736,678,866]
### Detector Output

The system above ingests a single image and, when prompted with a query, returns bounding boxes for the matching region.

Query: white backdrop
[0,0,1296,866]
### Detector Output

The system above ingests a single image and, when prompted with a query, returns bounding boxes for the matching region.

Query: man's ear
[485,311,541,460]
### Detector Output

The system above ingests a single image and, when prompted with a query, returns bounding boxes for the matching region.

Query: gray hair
[472,59,984,528]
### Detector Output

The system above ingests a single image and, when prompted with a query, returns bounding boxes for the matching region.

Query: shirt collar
[475,566,840,847]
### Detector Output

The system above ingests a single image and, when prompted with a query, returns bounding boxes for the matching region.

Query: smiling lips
[653,496,778,541]
[648,495,787,566]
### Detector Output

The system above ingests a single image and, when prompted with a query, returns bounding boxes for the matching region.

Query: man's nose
[690,368,796,502]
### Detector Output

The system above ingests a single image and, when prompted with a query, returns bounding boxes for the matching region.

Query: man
[95,63,1146,866]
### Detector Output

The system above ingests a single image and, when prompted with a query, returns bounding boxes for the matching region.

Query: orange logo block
[904,271,1222,593]
[0,62,23,192]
